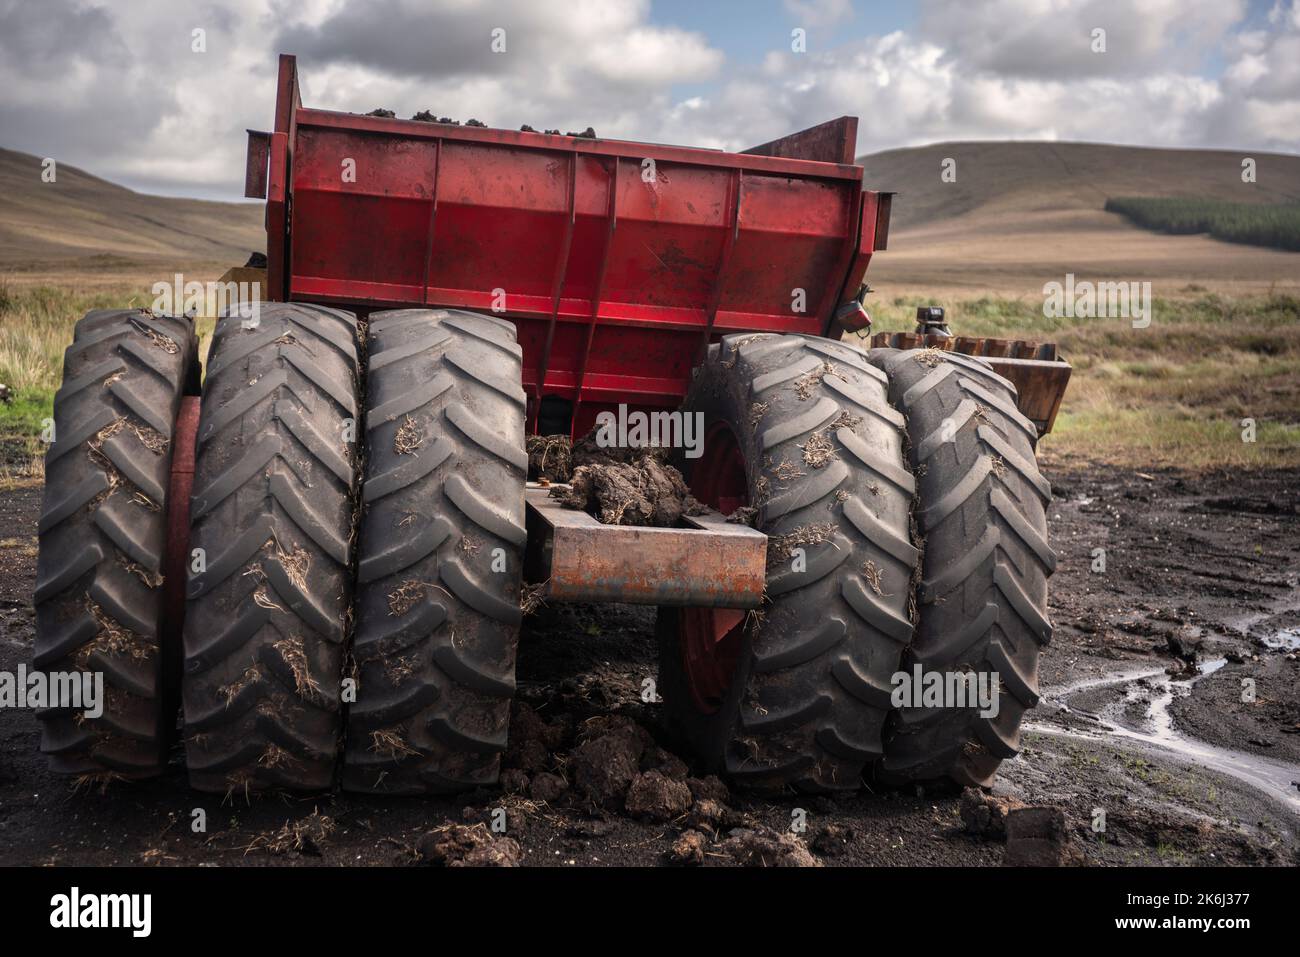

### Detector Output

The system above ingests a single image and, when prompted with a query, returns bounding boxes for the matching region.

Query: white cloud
[918,0,1249,79]
[0,0,1296,199]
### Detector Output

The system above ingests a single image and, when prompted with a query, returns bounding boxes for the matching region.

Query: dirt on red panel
[0,462,1298,866]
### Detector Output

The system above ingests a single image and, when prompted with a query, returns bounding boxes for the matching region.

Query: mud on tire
[657,333,917,792]
[181,304,362,793]
[341,309,526,795]
[869,348,1055,788]
[34,309,198,779]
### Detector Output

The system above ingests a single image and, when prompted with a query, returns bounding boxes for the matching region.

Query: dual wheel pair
[34,305,1053,795]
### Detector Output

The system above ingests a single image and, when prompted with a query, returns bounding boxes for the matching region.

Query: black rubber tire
[341,309,526,795]
[657,333,917,792]
[34,308,198,778]
[868,348,1055,788]
[181,303,361,793]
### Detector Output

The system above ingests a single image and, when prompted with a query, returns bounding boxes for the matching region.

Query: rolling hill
[1,140,1297,294]
[856,141,1300,293]
[0,147,263,270]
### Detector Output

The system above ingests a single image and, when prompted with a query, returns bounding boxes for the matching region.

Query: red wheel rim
[680,421,750,714]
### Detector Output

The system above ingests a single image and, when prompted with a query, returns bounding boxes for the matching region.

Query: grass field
[1105,197,1300,252]
[0,278,216,489]
[3,274,1297,489]
[861,290,1300,468]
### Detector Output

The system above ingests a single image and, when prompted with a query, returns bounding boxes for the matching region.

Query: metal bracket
[524,485,767,608]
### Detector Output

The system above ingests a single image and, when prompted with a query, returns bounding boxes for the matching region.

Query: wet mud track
[0,462,1296,866]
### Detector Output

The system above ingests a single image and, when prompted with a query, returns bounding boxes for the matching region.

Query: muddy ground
[0,461,1297,867]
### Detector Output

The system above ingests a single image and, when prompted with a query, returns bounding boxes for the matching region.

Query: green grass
[853,291,1300,468]
[2,279,1298,482]
[0,280,216,489]
[1105,197,1300,252]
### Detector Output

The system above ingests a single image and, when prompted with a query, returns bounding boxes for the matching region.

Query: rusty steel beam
[524,486,767,608]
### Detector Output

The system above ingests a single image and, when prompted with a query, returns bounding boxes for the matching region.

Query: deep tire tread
[868,348,1054,789]
[181,304,361,794]
[342,309,525,795]
[34,308,198,779]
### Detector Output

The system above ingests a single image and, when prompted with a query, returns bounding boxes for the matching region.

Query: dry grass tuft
[370,728,419,760]
[72,771,127,795]
[800,430,837,468]
[85,598,151,660]
[767,521,838,566]
[129,316,179,354]
[244,809,336,856]
[861,560,888,596]
[915,347,947,368]
[118,554,163,589]
[388,579,429,617]
[394,415,424,454]
[242,563,283,611]
[257,743,298,770]
[219,666,260,705]
[793,361,842,400]
[274,636,322,698]
[273,538,310,592]
[520,582,548,615]
[770,459,804,482]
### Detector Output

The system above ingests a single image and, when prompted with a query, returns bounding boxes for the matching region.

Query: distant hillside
[0,148,263,267]
[854,141,1300,293]
[858,141,1300,231]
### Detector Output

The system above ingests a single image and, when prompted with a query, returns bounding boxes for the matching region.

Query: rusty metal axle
[524,485,767,608]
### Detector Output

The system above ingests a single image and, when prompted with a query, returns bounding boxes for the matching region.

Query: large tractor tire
[34,309,198,778]
[181,304,361,793]
[868,348,1055,788]
[657,333,917,792]
[342,309,526,795]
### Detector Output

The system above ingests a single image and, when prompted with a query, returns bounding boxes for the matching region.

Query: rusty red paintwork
[253,55,888,436]
[161,396,199,694]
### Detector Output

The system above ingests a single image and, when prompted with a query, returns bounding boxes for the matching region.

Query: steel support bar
[524,486,767,608]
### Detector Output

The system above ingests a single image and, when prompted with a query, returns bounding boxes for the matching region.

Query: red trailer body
[249,55,891,435]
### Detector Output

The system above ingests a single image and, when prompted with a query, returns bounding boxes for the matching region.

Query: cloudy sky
[1,0,1297,199]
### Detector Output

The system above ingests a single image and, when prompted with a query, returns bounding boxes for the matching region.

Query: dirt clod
[812,822,855,857]
[527,434,573,482]
[499,769,530,794]
[687,775,730,805]
[641,745,690,780]
[717,825,821,867]
[625,770,692,821]
[960,788,1026,839]
[416,824,521,867]
[529,772,569,803]
[668,829,708,865]
[685,798,728,832]
[554,455,705,527]
[570,722,647,807]
[1003,807,1083,866]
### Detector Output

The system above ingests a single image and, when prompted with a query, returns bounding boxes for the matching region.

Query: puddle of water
[1262,627,1300,651]
[1225,587,1300,650]
[1031,658,1300,815]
